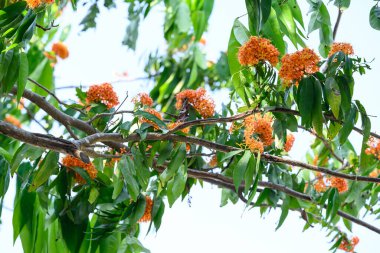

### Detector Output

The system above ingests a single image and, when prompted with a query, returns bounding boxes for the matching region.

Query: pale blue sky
[1,0,379,252]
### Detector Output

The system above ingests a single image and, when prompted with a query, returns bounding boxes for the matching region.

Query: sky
[1,0,380,252]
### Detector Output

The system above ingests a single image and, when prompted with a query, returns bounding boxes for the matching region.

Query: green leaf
[334,0,351,9]
[325,77,341,119]
[118,156,140,201]
[135,110,167,130]
[233,150,251,192]
[312,78,324,135]
[0,155,10,218]
[129,195,146,224]
[11,144,44,175]
[338,103,357,145]
[88,187,99,204]
[220,150,244,162]
[262,7,286,55]
[117,235,151,253]
[227,19,250,105]
[167,165,187,207]
[17,51,28,101]
[176,2,191,33]
[355,100,371,170]
[244,155,256,194]
[192,11,206,41]
[297,77,315,128]
[245,0,272,34]
[326,188,340,222]
[276,197,290,230]
[369,5,380,30]
[29,151,58,191]
[99,233,121,253]
[159,143,186,184]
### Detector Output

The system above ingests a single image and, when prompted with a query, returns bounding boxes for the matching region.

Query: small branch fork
[36,20,59,31]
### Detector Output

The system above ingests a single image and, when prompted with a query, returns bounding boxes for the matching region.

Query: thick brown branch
[10,87,125,150]
[0,121,77,155]
[76,132,380,183]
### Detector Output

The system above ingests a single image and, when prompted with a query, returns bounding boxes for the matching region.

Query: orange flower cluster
[313,173,348,193]
[52,42,69,59]
[132,92,153,107]
[175,88,215,118]
[140,108,163,130]
[328,42,354,57]
[284,134,295,152]
[238,36,279,67]
[167,121,190,134]
[62,155,97,184]
[26,0,55,8]
[365,137,380,160]
[338,236,359,253]
[138,196,153,223]
[86,83,119,109]
[314,172,328,193]
[330,177,349,193]
[279,48,320,87]
[244,114,273,153]
[209,155,218,167]
[5,115,22,128]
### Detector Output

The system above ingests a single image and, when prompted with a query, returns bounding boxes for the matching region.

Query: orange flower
[365,137,380,160]
[338,236,359,253]
[175,88,215,118]
[244,113,273,153]
[139,108,162,130]
[200,37,207,45]
[86,83,119,109]
[209,155,218,167]
[52,42,69,59]
[186,143,191,152]
[328,42,354,57]
[314,172,328,193]
[284,134,295,152]
[167,121,190,134]
[26,0,41,8]
[238,36,279,67]
[279,48,320,87]
[5,115,22,128]
[330,177,348,193]
[62,155,97,184]
[369,169,379,178]
[132,92,153,107]
[138,196,153,223]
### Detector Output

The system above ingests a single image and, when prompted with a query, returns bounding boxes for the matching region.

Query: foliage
[0,0,380,252]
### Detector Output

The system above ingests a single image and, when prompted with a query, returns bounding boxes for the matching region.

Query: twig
[333,9,343,40]
[36,20,59,31]
[87,110,134,123]
[28,78,86,115]
[298,125,344,164]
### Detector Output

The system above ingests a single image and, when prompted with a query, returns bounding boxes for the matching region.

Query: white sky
[1,0,379,252]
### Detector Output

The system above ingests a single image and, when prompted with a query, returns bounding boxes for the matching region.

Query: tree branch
[155,166,380,234]
[10,87,125,151]
[76,132,380,183]
[333,9,343,40]
[168,106,380,140]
